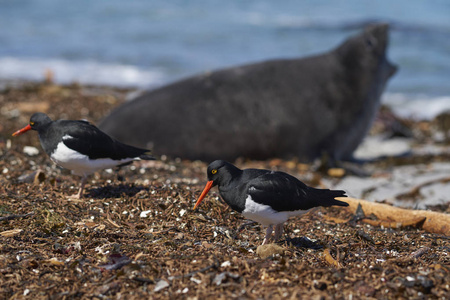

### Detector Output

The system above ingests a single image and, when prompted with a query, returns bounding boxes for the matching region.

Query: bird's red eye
[30,122,35,126]
[211,169,217,175]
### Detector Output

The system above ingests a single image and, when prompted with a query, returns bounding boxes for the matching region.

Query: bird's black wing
[246,171,347,212]
[59,120,151,160]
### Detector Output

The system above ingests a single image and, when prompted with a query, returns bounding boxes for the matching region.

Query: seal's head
[338,23,397,82]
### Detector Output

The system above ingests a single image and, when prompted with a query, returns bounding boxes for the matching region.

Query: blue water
[1,0,450,119]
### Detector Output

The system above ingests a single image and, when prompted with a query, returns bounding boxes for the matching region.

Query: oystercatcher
[194,160,348,245]
[13,112,155,198]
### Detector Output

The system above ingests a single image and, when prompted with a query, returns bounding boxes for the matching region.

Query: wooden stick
[396,176,450,200]
[337,197,450,236]
[323,248,341,268]
[0,212,34,222]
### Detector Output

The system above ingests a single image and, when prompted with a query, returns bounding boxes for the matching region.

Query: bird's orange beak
[194,180,214,210]
[12,124,32,136]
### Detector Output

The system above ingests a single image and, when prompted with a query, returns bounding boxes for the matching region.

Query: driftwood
[337,197,450,236]
[362,217,426,229]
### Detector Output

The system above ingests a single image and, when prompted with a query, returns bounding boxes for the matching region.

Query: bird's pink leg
[73,176,87,199]
[261,225,273,245]
[274,223,284,241]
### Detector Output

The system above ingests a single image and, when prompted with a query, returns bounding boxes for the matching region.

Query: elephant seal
[99,23,397,162]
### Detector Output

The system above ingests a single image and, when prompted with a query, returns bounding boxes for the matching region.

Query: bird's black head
[12,112,53,136]
[206,160,241,187]
[193,160,241,210]
[29,113,53,131]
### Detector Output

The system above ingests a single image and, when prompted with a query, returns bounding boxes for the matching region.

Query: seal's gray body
[99,24,397,162]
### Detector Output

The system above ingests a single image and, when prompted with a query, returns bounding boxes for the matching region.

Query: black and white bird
[13,112,155,198]
[194,160,348,245]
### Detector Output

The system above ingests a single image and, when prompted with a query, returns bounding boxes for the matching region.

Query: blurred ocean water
[1,0,449,119]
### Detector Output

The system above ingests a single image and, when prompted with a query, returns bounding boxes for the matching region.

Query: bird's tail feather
[329,196,349,207]
[139,151,155,161]
[311,188,349,207]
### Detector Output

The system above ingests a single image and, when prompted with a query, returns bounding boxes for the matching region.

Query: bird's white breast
[50,135,135,177]
[241,195,312,226]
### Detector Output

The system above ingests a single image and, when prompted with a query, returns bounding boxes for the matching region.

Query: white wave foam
[383,93,450,120]
[0,57,164,88]
[245,12,313,28]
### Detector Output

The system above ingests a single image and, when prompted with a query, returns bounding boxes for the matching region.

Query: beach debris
[153,280,169,292]
[212,272,241,286]
[362,216,426,229]
[140,210,152,218]
[356,230,376,244]
[433,110,450,142]
[340,197,450,235]
[44,69,54,84]
[396,176,450,200]
[17,170,45,184]
[323,248,342,268]
[322,215,349,224]
[0,228,23,237]
[16,101,51,114]
[43,257,65,266]
[327,168,346,178]
[409,247,430,259]
[286,236,323,249]
[98,253,131,271]
[0,212,34,222]
[256,243,285,259]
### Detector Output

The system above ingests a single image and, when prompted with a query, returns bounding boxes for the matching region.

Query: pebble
[153,280,169,292]
[23,146,39,156]
[140,210,152,218]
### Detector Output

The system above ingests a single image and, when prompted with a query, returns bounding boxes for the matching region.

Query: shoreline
[2,77,450,121]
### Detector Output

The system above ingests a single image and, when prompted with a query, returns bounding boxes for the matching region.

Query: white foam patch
[0,57,165,88]
[383,93,450,120]
[354,134,412,160]
[241,195,310,226]
[51,140,136,177]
